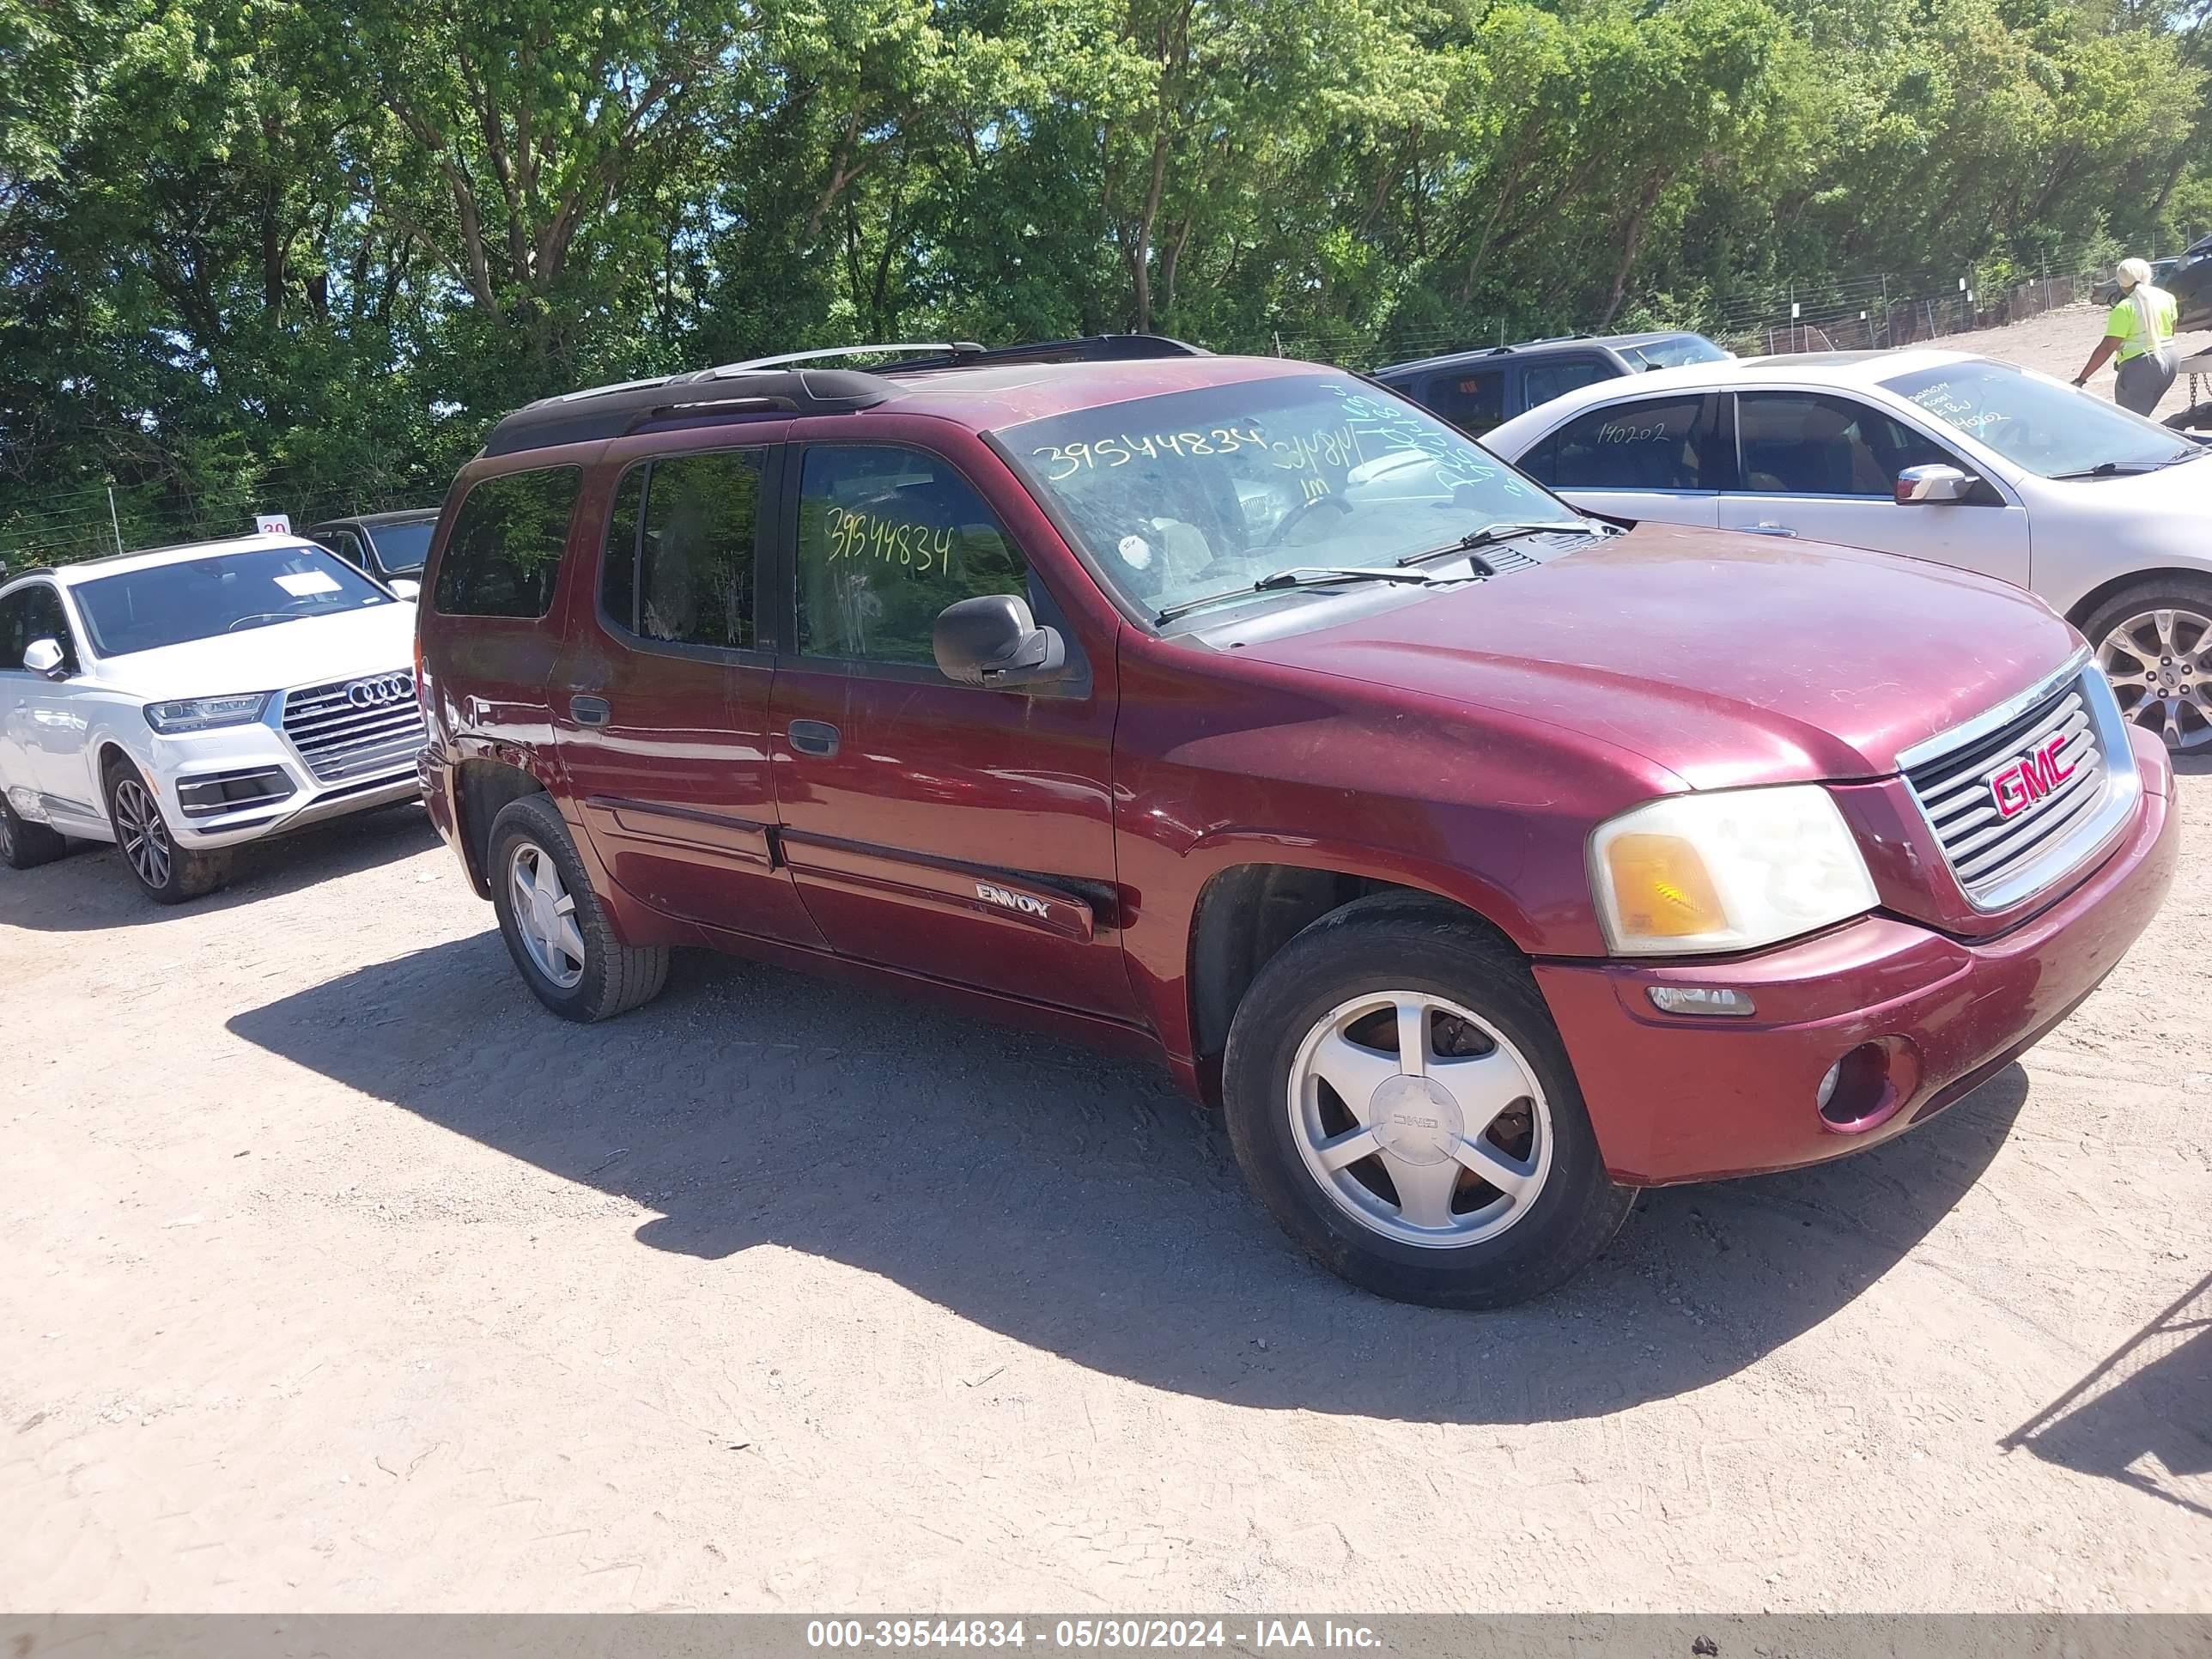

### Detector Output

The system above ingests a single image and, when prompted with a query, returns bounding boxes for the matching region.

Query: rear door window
[432,466,581,618]
[1519,394,1726,491]
[1420,369,1507,438]
[600,450,765,650]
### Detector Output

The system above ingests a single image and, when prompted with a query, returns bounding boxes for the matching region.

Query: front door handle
[571,694,612,727]
[787,719,840,757]
[1742,522,1798,538]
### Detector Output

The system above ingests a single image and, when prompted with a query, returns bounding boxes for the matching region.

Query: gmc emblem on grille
[1990,733,2076,819]
[345,673,414,709]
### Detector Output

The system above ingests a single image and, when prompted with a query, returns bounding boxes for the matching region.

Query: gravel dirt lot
[5,313,2210,1616]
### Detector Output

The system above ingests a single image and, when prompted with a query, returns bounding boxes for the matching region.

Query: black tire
[2079,574,2212,749]
[0,795,67,870]
[1222,892,1632,1309]
[487,792,668,1022]
[101,758,228,903]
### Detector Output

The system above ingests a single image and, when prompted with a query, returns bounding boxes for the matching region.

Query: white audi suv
[0,533,422,901]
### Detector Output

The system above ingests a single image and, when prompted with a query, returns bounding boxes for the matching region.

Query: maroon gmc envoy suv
[414,336,2179,1307]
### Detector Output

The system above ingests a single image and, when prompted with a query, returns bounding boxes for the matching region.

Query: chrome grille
[281,672,425,786]
[1902,664,2131,908]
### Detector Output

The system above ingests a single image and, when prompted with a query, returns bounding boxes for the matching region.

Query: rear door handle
[571,694,612,727]
[1742,522,1798,538]
[787,719,840,757]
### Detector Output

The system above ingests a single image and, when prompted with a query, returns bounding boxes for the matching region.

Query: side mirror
[387,578,422,600]
[933,594,1066,689]
[1895,464,1974,505]
[22,638,66,679]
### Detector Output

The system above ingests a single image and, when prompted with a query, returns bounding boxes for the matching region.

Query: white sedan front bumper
[149,669,424,849]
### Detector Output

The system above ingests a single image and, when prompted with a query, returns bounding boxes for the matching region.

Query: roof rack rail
[1485,332,1592,356]
[481,367,896,458]
[477,332,1215,459]
[887,333,1209,372]
[711,342,986,375]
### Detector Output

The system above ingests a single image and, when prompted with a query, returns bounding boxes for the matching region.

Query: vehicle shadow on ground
[2001,1267,2212,1521]
[229,934,2032,1424]
[0,804,440,932]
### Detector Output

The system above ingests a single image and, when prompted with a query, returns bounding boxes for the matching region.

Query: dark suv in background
[1375,331,1731,440]
[412,335,2173,1308]
[305,507,439,589]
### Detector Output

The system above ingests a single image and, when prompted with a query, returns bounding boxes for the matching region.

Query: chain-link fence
[6,236,2197,570]
[1273,233,2188,370]
[0,453,442,574]
[1721,269,2102,356]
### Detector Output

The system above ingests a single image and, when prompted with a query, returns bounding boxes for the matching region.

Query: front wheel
[487,792,669,1022]
[2083,575,2212,750]
[103,761,228,902]
[1222,894,1632,1309]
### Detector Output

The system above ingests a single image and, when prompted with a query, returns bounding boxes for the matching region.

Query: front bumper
[150,704,421,849]
[1534,729,2179,1186]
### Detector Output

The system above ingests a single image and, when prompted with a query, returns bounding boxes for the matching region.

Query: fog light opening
[1816,1041,1895,1128]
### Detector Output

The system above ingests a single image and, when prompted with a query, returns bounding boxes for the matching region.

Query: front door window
[1735,392,1954,496]
[794,445,1027,671]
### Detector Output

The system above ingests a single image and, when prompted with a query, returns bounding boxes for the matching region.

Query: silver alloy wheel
[2099,607,2212,750]
[1287,990,1553,1249]
[112,776,172,890]
[507,840,587,990]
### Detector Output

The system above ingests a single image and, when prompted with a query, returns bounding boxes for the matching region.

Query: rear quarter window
[432,466,582,618]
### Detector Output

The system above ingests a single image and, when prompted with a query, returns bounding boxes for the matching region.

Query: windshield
[363,518,434,574]
[1620,336,1729,372]
[1000,372,1572,619]
[72,544,395,656]
[1881,359,2197,477]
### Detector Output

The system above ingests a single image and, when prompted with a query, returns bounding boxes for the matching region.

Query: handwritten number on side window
[824,506,955,577]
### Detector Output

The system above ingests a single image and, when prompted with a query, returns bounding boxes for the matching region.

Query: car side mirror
[22,638,66,679]
[1895,464,1974,505]
[387,578,421,600]
[933,594,1066,689]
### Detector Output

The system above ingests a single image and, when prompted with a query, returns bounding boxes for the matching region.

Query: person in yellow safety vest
[2071,257,2180,416]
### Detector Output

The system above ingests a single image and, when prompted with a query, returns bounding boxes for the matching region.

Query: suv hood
[82,601,416,701]
[1229,522,2082,788]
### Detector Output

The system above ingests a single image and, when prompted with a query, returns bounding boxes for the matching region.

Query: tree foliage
[1,0,2205,556]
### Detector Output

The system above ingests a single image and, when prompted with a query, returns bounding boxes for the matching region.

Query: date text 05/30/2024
[805,1620,1382,1650]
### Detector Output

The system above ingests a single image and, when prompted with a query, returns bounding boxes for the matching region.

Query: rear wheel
[103,760,228,902]
[0,796,67,870]
[1222,894,1632,1309]
[488,792,668,1022]
[2084,576,2212,750]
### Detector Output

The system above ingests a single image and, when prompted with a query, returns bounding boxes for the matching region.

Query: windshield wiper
[1155,566,1450,625]
[2050,459,2181,479]
[1396,519,1609,568]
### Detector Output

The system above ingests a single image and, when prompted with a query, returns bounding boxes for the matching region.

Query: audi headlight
[1589,784,1879,956]
[143,693,272,734]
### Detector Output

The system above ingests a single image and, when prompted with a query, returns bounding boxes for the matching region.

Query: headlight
[142,693,272,734]
[1589,784,1879,956]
